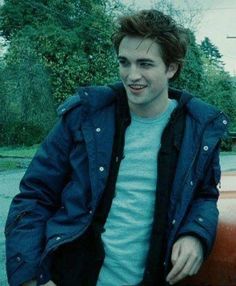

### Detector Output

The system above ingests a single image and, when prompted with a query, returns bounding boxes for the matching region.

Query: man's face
[118,36,177,116]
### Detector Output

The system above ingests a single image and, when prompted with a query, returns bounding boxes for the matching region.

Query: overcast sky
[121,0,236,76]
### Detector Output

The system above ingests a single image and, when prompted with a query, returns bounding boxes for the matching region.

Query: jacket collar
[57,82,222,126]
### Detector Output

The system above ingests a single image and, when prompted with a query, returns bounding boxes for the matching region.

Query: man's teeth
[129,85,146,90]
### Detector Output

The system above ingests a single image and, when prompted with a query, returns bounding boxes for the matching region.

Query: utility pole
[226,36,236,39]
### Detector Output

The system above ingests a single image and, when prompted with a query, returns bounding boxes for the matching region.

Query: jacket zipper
[40,221,91,264]
[177,111,224,199]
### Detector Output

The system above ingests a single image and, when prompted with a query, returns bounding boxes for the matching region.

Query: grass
[0,145,235,172]
[0,145,38,171]
[221,146,236,156]
[0,159,18,171]
[0,145,38,158]
[221,151,236,156]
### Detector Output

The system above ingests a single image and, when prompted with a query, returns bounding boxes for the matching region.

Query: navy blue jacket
[5,84,228,285]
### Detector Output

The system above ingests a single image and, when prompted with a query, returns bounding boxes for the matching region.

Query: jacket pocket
[5,210,32,237]
[6,253,25,277]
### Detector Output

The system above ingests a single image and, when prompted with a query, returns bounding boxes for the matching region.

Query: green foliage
[1,0,119,103]
[0,0,82,39]
[200,37,224,68]
[0,0,122,145]
[1,0,235,147]
[171,31,204,95]
[220,136,232,151]
[0,121,45,146]
[198,56,236,129]
[173,33,236,130]
[198,39,236,127]
[0,40,56,145]
[197,39,236,130]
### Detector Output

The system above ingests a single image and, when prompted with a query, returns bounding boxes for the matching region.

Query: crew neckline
[131,99,177,123]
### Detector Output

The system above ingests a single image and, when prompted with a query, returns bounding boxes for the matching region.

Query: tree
[1,0,120,102]
[0,40,56,145]
[199,56,236,129]
[200,37,224,69]
[171,31,204,96]
[0,0,126,145]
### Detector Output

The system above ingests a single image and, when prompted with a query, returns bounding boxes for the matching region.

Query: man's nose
[128,65,142,81]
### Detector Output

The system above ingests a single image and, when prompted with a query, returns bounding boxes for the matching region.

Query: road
[220,155,236,172]
[0,155,235,285]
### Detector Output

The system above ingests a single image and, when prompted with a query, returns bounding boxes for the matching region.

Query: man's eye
[118,59,129,66]
[140,62,152,68]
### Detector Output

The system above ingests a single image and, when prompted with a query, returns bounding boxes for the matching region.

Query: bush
[0,121,45,146]
[0,42,56,146]
[220,136,232,152]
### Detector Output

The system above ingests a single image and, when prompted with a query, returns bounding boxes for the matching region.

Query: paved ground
[220,155,236,172]
[0,155,235,285]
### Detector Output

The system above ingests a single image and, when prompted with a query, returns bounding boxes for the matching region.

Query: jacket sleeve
[5,115,74,286]
[176,143,221,258]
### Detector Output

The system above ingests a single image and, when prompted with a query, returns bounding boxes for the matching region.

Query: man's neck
[128,95,169,118]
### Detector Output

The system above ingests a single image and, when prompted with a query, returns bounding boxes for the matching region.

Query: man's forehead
[118,36,161,57]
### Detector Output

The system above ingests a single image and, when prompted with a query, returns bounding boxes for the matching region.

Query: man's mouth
[128,84,147,92]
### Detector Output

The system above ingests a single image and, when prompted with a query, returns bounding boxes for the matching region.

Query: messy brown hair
[113,9,189,80]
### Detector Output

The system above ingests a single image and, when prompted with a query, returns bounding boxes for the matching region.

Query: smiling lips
[128,84,147,94]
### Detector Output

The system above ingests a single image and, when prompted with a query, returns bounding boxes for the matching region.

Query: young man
[5,9,227,286]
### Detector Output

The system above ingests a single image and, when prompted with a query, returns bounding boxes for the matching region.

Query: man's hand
[166,235,204,285]
[23,280,56,286]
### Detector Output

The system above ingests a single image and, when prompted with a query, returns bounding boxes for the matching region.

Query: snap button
[190,181,193,186]
[172,219,176,225]
[203,146,209,151]
[16,256,21,262]
[223,120,227,125]
[40,274,43,279]
[89,210,93,215]
[84,91,88,96]
[115,156,119,163]
[96,128,101,132]
[61,108,66,113]
[56,236,61,241]
[198,217,204,222]
[99,166,104,172]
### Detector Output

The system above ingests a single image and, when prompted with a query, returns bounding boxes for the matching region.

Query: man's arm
[166,143,221,284]
[5,116,73,286]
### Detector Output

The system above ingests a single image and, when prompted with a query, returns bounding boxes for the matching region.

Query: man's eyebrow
[117,56,127,60]
[117,56,154,63]
[137,58,154,63]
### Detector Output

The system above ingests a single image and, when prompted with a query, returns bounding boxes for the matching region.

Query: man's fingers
[166,247,188,283]
[189,258,202,276]
[166,235,204,284]
[171,242,181,265]
[167,254,196,284]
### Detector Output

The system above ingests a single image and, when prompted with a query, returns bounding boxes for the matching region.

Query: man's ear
[167,63,178,79]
